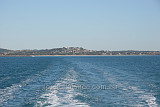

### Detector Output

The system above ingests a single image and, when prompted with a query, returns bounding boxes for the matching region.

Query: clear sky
[0,0,160,50]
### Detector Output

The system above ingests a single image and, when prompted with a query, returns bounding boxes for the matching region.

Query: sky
[0,0,160,51]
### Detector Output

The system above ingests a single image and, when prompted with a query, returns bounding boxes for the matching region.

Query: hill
[0,48,13,54]
[0,47,160,56]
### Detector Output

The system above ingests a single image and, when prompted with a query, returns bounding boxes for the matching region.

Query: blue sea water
[0,56,160,107]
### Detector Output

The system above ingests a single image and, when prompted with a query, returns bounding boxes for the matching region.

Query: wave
[103,69,158,107]
[0,69,50,106]
[36,68,90,107]
[0,78,32,106]
[0,84,21,105]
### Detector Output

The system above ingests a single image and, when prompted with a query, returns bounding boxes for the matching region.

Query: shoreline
[0,55,159,57]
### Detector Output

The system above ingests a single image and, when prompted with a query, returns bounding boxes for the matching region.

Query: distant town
[0,47,160,56]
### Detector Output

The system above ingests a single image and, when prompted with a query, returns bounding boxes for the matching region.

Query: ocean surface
[0,56,160,107]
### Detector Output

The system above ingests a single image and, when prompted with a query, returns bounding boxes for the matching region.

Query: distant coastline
[3,54,152,56]
[0,47,160,57]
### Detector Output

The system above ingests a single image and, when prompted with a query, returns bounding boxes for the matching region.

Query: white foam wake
[0,84,22,105]
[103,70,158,107]
[36,68,90,107]
[0,78,33,106]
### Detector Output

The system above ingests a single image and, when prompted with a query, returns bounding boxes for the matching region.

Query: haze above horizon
[0,0,160,51]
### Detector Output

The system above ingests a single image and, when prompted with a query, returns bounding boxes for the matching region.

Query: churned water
[0,56,160,107]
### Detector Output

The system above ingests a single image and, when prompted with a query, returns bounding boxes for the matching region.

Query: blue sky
[0,0,160,50]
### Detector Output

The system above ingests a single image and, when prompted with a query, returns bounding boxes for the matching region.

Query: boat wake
[0,78,32,106]
[103,69,158,107]
[36,68,90,107]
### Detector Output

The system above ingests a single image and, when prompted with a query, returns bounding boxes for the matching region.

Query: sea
[0,56,160,107]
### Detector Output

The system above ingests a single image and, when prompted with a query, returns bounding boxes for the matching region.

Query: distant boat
[31,55,35,57]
